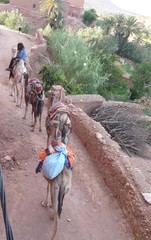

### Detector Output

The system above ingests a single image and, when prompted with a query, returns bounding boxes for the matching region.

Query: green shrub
[0,9,29,33]
[42,24,52,38]
[38,64,83,95]
[77,27,129,100]
[118,41,151,63]
[77,27,118,55]
[82,9,97,26]
[47,29,106,93]
[0,0,9,3]
[130,61,151,99]
[0,11,8,25]
[98,62,129,101]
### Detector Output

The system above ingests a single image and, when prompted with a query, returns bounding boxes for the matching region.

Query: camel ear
[11,46,17,58]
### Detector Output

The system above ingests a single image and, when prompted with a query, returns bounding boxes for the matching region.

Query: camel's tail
[58,185,66,217]
[24,73,29,95]
[36,98,44,117]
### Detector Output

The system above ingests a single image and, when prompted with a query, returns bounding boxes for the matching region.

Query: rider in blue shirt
[16,46,26,61]
[6,42,27,71]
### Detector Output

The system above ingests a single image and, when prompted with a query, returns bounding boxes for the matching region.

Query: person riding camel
[6,42,27,74]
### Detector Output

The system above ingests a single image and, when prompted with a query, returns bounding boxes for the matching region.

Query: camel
[46,86,72,146]
[23,78,44,132]
[41,166,72,240]
[41,86,73,240]
[10,59,28,107]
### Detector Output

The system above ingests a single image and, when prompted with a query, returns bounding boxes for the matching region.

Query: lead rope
[0,167,14,240]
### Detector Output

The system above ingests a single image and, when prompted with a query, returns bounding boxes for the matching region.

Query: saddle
[9,59,27,79]
[48,101,70,120]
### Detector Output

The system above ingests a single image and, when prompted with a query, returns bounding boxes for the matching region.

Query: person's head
[17,43,24,51]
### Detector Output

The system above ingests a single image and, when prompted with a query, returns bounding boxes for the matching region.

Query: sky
[112,0,151,17]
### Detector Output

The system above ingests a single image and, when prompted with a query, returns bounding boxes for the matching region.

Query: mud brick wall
[69,104,151,240]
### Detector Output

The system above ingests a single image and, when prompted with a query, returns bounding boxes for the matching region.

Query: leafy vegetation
[98,14,150,61]
[130,61,151,99]
[39,0,64,28]
[39,11,151,101]
[82,9,98,26]
[0,0,9,3]
[77,27,129,100]
[45,29,106,94]
[0,9,29,33]
[38,64,83,95]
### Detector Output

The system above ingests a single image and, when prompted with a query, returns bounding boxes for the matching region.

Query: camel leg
[19,84,23,108]
[30,108,34,127]
[23,94,29,119]
[11,83,16,101]
[13,87,16,102]
[39,114,42,132]
[33,112,37,132]
[50,182,59,240]
[41,182,50,207]
[16,86,20,107]
[31,110,37,132]
[23,103,28,119]
[10,86,14,97]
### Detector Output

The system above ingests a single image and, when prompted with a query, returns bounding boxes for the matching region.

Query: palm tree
[115,15,146,43]
[100,16,116,35]
[112,14,149,54]
[122,16,142,42]
[40,0,64,28]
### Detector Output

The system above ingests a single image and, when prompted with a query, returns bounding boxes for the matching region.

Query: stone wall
[68,103,151,240]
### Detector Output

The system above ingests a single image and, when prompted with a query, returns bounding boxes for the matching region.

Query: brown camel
[23,78,44,132]
[41,86,73,240]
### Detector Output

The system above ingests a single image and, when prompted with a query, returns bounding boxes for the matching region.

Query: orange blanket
[39,143,74,168]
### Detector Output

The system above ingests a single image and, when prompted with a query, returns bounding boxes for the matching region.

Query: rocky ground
[0,25,137,240]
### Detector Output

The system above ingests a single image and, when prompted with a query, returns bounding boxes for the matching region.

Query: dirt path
[0,26,134,240]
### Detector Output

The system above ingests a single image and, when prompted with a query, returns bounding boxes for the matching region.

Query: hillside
[84,0,149,17]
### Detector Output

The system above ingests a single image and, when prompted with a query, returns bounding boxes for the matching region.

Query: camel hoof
[22,117,26,120]
[41,201,48,207]
[49,209,54,220]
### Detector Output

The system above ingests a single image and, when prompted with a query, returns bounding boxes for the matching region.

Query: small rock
[142,193,151,204]
[4,155,11,161]
[66,218,71,222]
